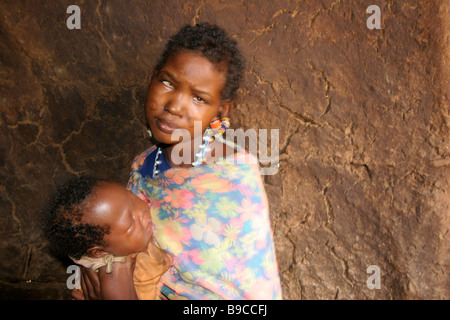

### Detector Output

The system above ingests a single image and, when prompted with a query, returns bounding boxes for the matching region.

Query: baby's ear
[219,100,233,118]
[87,246,109,258]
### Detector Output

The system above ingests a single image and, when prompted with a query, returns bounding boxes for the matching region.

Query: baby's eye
[127,216,135,232]
[193,96,206,103]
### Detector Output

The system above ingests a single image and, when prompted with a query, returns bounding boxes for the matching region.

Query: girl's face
[85,183,153,257]
[145,50,231,146]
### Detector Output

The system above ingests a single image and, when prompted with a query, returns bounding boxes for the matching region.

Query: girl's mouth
[155,118,179,134]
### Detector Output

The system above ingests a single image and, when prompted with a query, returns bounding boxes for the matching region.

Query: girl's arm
[97,254,138,300]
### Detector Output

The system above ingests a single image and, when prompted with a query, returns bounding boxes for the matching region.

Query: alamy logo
[66,5,81,30]
[366,265,381,290]
[170,122,279,175]
[366,5,382,30]
[66,265,81,289]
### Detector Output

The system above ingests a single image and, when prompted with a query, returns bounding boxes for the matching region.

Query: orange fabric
[133,241,173,300]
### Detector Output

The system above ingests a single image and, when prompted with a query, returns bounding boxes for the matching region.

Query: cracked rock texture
[0,0,448,299]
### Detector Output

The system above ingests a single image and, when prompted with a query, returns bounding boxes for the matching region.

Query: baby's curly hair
[41,176,110,260]
[155,22,245,101]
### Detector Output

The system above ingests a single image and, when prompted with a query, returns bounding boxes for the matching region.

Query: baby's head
[42,176,153,261]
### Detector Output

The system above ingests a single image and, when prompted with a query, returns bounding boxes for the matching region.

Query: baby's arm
[97,254,138,300]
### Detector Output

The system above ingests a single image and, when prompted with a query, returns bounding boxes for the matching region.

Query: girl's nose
[165,92,188,116]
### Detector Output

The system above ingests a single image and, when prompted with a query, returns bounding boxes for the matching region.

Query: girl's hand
[70,266,102,300]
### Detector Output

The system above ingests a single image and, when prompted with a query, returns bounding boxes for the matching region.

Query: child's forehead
[158,51,228,93]
[92,182,130,201]
[162,50,228,76]
[85,182,135,222]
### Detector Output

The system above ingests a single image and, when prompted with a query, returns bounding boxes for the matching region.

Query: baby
[41,176,172,300]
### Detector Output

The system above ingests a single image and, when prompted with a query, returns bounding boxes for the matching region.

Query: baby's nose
[139,208,151,222]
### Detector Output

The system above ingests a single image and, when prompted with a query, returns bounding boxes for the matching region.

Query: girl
[127,23,282,299]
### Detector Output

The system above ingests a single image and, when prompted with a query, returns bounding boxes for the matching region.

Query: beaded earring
[210,117,230,136]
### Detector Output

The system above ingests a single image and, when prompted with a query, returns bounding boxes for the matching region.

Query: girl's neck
[162,140,198,169]
[158,126,228,169]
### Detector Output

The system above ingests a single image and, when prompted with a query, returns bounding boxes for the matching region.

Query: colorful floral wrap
[127,146,282,300]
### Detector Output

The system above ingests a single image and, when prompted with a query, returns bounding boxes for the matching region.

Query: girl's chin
[151,138,174,147]
[153,135,191,148]
[151,130,185,145]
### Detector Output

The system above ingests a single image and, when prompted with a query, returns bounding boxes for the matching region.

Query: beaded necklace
[151,117,230,179]
[151,147,163,179]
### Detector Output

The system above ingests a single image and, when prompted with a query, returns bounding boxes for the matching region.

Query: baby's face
[145,50,229,146]
[85,182,153,257]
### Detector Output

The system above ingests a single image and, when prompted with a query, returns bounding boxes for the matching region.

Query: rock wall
[0,0,448,299]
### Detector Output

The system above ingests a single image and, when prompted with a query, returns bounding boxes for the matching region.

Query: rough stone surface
[0,0,448,299]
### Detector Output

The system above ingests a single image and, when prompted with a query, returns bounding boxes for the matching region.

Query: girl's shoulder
[204,137,258,167]
[131,145,158,171]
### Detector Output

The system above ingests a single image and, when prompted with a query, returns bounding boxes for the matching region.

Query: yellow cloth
[133,242,172,300]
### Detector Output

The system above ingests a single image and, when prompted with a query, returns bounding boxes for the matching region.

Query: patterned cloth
[127,145,282,300]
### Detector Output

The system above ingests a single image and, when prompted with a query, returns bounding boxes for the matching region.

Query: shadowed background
[0,0,448,299]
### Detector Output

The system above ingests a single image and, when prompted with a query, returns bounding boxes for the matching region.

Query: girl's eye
[193,96,206,103]
[161,80,173,88]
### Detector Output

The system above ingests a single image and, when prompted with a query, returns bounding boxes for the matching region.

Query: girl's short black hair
[155,22,245,101]
[41,176,110,260]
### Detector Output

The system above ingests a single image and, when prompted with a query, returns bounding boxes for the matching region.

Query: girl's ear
[87,246,109,259]
[218,100,233,118]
